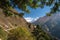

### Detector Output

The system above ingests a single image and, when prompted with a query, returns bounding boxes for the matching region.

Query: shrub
[7,27,35,40]
[32,25,53,40]
[0,27,8,40]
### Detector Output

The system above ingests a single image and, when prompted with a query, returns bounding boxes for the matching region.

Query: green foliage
[32,25,53,40]
[3,10,13,17]
[0,25,55,40]
[7,27,35,40]
[18,13,24,17]
[0,0,60,14]
[0,27,8,40]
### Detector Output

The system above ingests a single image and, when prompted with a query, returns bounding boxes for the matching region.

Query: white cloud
[24,17,39,23]
[24,17,33,22]
[34,17,39,21]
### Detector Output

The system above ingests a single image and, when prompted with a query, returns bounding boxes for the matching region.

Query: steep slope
[0,8,28,31]
[33,13,60,38]
[0,8,58,40]
[0,8,36,40]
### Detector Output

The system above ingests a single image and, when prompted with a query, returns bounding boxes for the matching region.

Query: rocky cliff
[0,8,29,31]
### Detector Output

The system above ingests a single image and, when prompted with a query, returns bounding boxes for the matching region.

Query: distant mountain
[33,13,60,39]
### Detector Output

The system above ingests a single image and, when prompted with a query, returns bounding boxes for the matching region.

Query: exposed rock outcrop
[0,8,28,32]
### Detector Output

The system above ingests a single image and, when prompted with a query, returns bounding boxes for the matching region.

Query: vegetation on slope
[0,27,8,40]
[0,25,58,40]
[7,27,35,40]
[32,25,53,40]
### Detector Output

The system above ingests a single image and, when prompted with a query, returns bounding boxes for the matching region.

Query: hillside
[33,13,60,39]
[0,8,57,40]
[0,8,35,40]
[0,8,28,31]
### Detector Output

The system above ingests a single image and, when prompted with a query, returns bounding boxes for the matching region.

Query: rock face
[0,8,37,40]
[0,8,28,31]
[33,13,60,38]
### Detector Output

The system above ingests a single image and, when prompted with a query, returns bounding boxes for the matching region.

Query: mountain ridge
[0,8,29,31]
[33,13,60,38]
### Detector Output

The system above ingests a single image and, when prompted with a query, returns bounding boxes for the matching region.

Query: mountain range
[33,13,60,39]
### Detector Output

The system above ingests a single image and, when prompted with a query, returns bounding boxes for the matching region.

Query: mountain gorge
[0,8,55,40]
[0,8,35,40]
[33,13,60,39]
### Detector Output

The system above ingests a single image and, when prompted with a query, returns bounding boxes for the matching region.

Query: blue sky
[16,6,51,22]
[24,6,51,18]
